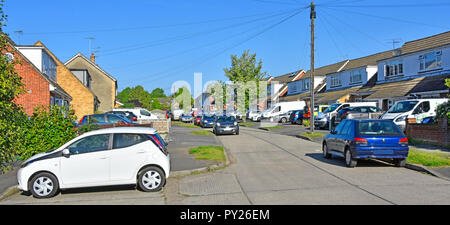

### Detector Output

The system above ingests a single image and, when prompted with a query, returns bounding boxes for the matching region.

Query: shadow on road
[305,153,396,168]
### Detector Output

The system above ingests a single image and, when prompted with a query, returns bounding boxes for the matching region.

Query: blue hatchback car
[323,119,409,168]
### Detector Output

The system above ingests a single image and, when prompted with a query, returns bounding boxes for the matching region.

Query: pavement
[167,125,221,172]
[3,126,450,205]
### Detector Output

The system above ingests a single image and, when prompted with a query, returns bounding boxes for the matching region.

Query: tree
[223,50,267,120]
[151,88,166,98]
[0,0,28,172]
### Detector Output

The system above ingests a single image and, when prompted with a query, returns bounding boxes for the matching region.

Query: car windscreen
[324,104,340,113]
[203,116,214,120]
[357,121,403,136]
[387,101,419,113]
[217,116,236,122]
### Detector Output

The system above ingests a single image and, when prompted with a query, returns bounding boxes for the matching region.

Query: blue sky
[4,0,450,96]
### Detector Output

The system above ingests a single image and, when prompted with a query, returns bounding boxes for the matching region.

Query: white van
[381,98,448,131]
[113,108,158,120]
[171,109,185,120]
[262,101,306,121]
[314,102,377,129]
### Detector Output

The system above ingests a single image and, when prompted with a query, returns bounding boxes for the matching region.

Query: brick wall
[6,45,50,116]
[406,117,449,147]
[34,41,96,120]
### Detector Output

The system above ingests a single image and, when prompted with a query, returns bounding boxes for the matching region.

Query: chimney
[90,53,96,64]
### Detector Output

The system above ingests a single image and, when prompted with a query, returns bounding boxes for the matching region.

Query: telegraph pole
[310,2,316,133]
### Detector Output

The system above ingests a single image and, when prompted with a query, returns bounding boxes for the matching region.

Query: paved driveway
[2,126,450,205]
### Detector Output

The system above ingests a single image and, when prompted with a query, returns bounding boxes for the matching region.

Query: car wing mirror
[62,149,70,157]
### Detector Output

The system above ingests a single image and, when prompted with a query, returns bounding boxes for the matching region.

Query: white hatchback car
[17,127,170,198]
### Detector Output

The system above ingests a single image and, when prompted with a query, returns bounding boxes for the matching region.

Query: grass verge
[190,130,213,136]
[239,122,254,127]
[407,148,450,167]
[173,122,198,128]
[261,126,282,130]
[189,146,226,163]
[302,132,327,138]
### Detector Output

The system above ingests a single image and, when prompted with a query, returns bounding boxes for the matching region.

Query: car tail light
[399,137,408,145]
[148,134,168,155]
[342,112,348,116]
[79,116,86,124]
[133,117,137,121]
[354,137,368,145]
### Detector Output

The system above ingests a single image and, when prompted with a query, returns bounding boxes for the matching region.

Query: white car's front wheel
[29,172,59,199]
[138,166,165,192]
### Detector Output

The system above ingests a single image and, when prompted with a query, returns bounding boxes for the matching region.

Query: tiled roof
[314,86,361,104]
[356,77,424,99]
[401,31,450,55]
[269,69,303,84]
[339,50,394,72]
[408,73,450,94]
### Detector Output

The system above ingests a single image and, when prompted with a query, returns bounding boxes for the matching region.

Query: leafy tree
[223,50,267,119]
[0,1,28,172]
[151,88,166,98]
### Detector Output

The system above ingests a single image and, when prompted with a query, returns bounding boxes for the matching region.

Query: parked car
[314,102,378,130]
[262,101,306,120]
[113,108,158,120]
[229,111,243,120]
[78,114,136,128]
[314,105,329,117]
[200,115,216,128]
[194,115,202,126]
[247,110,261,120]
[381,98,448,131]
[274,110,293,123]
[106,110,138,122]
[17,127,170,198]
[322,119,409,168]
[213,115,239,135]
[180,113,193,123]
[335,106,384,125]
[289,110,304,125]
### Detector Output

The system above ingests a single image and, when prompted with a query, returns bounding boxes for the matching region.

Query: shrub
[19,106,78,160]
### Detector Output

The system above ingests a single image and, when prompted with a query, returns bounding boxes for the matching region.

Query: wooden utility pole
[310,2,316,133]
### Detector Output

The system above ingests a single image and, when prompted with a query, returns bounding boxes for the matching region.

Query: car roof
[81,127,157,136]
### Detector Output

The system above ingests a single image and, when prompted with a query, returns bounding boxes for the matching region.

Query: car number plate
[224,127,232,131]
[373,150,393,155]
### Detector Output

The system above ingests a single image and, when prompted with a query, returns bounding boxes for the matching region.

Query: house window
[303,79,310,91]
[385,60,404,77]
[330,75,341,88]
[419,51,442,71]
[350,70,362,84]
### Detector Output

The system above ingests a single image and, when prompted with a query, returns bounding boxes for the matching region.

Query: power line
[21,8,302,35]
[121,7,308,87]
[322,6,450,30]
[321,2,450,8]
[97,8,302,57]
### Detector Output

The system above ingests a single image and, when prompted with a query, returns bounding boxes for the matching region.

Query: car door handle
[137,150,146,153]
[99,156,109,159]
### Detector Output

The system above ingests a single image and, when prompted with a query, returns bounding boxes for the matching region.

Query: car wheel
[344,148,357,168]
[236,129,239,135]
[280,118,287,123]
[29,172,59,199]
[394,158,406,167]
[323,142,331,159]
[138,166,165,192]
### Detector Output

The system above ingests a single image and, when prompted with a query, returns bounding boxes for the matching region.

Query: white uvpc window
[385,60,404,77]
[419,51,442,71]
[350,70,362,84]
[330,74,341,88]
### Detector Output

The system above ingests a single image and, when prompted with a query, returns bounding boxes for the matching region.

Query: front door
[60,134,111,187]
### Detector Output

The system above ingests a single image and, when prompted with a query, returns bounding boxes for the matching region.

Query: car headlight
[217,122,220,127]
[396,116,407,122]
[234,122,237,126]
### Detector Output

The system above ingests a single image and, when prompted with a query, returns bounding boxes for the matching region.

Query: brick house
[3,37,72,116]
[65,53,117,113]
[34,41,99,120]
